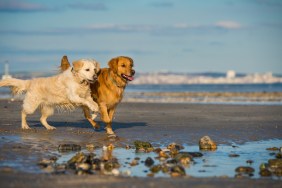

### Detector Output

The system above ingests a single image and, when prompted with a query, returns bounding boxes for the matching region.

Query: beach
[0,99,281,188]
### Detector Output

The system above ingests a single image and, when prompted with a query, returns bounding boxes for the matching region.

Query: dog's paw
[93,123,101,130]
[22,126,31,130]
[46,126,56,130]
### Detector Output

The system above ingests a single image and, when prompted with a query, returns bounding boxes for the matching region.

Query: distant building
[226,70,236,79]
[2,63,12,80]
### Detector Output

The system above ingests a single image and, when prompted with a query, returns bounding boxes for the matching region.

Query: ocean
[1,83,282,105]
[126,83,282,93]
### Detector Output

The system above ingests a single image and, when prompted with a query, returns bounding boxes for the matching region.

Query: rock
[130,159,139,166]
[229,154,240,158]
[170,165,186,176]
[188,152,203,158]
[199,136,217,150]
[86,144,95,151]
[134,140,154,152]
[77,163,91,171]
[268,159,282,176]
[266,147,279,151]
[246,160,254,164]
[111,169,120,176]
[58,144,81,152]
[174,152,193,165]
[122,170,131,176]
[38,159,53,168]
[104,159,120,172]
[273,167,282,176]
[167,143,184,151]
[268,159,282,168]
[259,163,268,170]
[150,165,162,173]
[169,148,179,157]
[54,164,66,174]
[154,148,162,153]
[67,152,87,169]
[145,157,154,167]
[259,169,272,176]
[235,166,255,174]
[166,159,178,167]
[159,151,169,158]
[276,153,282,159]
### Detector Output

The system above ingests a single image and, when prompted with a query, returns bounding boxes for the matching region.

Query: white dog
[0,59,100,130]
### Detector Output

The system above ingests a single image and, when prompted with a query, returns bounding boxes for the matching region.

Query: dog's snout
[131,70,135,76]
[93,75,98,80]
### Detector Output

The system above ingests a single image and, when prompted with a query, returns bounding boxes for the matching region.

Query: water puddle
[55,139,282,178]
[0,134,281,178]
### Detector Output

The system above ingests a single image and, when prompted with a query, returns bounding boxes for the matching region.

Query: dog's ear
[59,55,71,72]
[108,57,118,73]
[95,62,101,75]
[72,60,84,72]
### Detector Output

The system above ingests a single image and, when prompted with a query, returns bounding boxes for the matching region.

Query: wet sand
[0,99,281,187]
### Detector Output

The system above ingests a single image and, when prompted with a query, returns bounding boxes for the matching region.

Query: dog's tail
[59,55,71,72]
[0,78,31,95]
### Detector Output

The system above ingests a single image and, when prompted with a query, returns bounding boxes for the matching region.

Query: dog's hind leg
[21,95,41,129]
[21,110,31,129]
[82,106,100,130]
[40,106,56,130]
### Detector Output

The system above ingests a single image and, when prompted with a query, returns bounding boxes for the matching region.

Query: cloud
[0,21,243,36]
[0,0,49,12]
[68,2,107,11]
[215,21,242,29]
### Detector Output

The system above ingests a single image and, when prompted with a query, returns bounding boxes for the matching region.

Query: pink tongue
[127,76,134,81]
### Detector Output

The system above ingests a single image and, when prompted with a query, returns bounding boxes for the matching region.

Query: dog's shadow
[30,120,147,131]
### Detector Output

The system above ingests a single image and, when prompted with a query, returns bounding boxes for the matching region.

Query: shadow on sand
[29,120,147,132]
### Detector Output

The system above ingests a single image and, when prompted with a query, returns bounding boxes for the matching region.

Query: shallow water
[56,139,282,179]
[0,135,281,178]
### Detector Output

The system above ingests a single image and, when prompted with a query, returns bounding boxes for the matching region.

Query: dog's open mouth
[86,79,95,83]
[121,74,134,81]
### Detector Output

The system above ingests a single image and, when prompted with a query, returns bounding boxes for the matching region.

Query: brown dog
[60,55,135,136]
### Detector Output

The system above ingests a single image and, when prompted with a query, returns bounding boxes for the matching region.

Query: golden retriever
[60,56,135,136]
[0,59,100,130]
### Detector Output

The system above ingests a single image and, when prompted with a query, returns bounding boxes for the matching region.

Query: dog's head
[72,59,100,84]
[108,56,135,82]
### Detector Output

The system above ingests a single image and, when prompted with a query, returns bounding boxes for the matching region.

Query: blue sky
[0,0,281,74]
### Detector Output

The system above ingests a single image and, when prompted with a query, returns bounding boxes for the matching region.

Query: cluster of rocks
[259,147,282,177]
[134,141,206,177]
[37,136,281,178]
[39,143,123,175]
[38,136,219,177]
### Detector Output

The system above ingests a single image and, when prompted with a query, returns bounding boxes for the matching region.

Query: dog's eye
[85,69,90,71]
[121,64,126,67]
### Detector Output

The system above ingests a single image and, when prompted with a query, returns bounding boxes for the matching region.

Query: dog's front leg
[68,90,99,112]
[82,106,100,130]
[99,103,115,135]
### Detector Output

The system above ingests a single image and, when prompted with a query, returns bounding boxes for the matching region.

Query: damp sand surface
[0,100,282,188]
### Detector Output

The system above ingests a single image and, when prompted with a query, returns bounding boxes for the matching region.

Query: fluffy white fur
[0,59,100,130]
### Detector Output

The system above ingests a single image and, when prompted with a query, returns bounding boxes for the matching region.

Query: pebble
[246,160,254,164]
[259,169,272,176]
[145,157,154,167]
[235,166,255,174]
[58,144,81,152]
[170,165,186,176]
[229,154,240,158]
[199,136,217,150]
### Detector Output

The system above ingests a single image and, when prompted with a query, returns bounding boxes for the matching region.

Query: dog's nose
[131,70,135,76]
[93,75,98,80]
